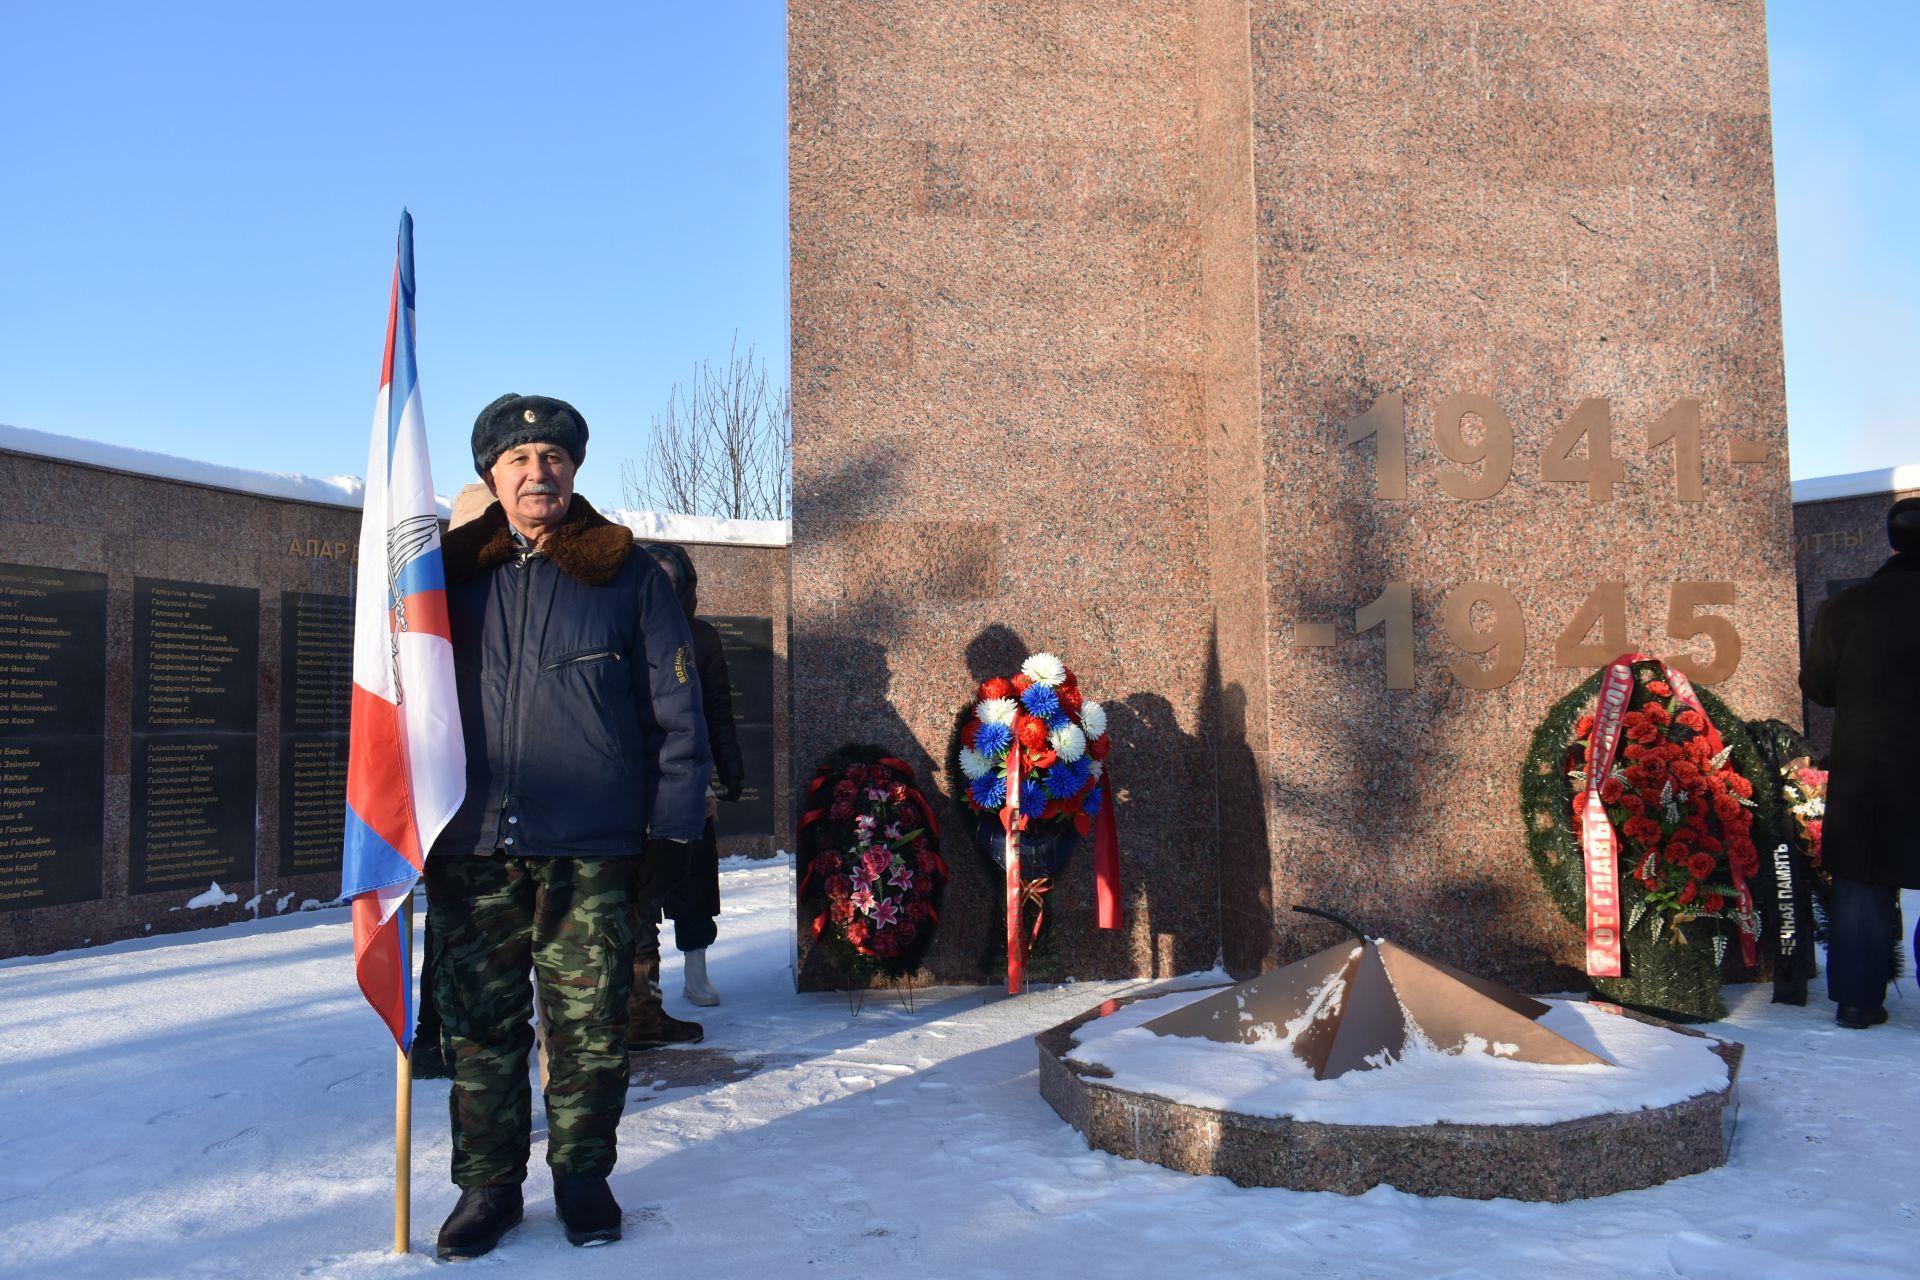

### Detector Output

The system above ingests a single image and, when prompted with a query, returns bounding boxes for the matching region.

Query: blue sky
[0,2,789,496]
[1768,0,1918,480]
[0,2,1911,492]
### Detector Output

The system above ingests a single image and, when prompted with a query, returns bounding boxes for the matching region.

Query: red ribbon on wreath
[1579,661,1634,977]
[1001,738,1026,994]
[1093,767,1122,931]
[1579,653,1758,978]
[878,756,942,841]
[1022,877,1052,949]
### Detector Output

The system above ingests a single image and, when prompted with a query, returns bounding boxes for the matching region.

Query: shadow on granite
[1036,989,1742,1202]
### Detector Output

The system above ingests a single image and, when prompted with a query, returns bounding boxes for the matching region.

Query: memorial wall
[0,446,360,958]
[0,442,790,960]
[788,0,1802,989]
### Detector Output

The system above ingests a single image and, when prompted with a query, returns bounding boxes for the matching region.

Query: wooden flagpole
[394,891,414,1254]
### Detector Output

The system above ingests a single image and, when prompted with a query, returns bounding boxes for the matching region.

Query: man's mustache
[522,482,559,496]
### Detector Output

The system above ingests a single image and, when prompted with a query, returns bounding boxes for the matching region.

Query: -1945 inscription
[1293,581,1742,689]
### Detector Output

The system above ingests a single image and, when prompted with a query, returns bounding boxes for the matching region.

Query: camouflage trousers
[424,853,635,1188]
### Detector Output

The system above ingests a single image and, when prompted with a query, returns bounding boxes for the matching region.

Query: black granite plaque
[134,580,258,733]
[130,579,259,894]
[131,737,257,893]
[281,592,354,735]
[708,615,775,838]
[722,725,776,838]
[0,564,108,911]
[278,592,353,878]
[280,737,349,878]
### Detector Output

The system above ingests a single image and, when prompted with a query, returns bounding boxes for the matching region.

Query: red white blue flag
[342,211,465,1050]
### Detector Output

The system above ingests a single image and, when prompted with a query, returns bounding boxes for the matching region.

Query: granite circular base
[1036,991,1743,1202]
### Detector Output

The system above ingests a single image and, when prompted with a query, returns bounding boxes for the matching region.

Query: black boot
[1836,1004,1889,1030]
[435,1184,523,1261]
[627,944,702,1050]
[553,1173,623,1246]
[1771,972,1810,1007]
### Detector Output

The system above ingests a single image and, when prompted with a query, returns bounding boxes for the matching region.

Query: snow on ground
[1071,993,1731,1126]
[2,864,1917,1280]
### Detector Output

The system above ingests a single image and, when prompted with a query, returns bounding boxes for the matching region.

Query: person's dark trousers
[1826,876,1901,1010]
[408,918,451,1078]
[665,816,722,953]
[425,853,636,1188]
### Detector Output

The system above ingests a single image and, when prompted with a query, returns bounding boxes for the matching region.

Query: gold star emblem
[522,408,538,423]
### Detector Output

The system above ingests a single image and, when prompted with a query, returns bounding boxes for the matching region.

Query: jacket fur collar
[442,494,633,587]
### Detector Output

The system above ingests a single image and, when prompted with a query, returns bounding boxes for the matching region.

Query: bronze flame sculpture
[1144,907,1613,1079]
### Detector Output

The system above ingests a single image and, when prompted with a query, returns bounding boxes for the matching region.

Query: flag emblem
[341,211,466,1050]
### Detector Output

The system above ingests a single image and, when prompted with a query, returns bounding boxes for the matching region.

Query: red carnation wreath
[1569,662,1763,952]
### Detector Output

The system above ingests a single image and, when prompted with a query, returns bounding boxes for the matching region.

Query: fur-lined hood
[442,494,633,587]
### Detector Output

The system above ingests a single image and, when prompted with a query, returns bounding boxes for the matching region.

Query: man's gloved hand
[722,773,745,804]
[640,837,695,903]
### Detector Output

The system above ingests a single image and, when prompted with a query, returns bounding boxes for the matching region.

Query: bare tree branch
[624,334,791,520]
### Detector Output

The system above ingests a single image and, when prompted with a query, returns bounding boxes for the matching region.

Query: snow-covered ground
[1071,992,1733,1127]
[3,861,1916,1279]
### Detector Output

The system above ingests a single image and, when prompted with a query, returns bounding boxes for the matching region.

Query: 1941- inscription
[131,579,259,894]
[1344,391,1770,503]
[0,564,107,911]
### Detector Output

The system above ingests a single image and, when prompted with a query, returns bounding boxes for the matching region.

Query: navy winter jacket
[1800,551,1920,887]
[640,541,747,798]
[429,495,712,857]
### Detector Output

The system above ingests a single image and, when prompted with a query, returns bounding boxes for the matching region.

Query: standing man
[427,394,711,1260]
[1799,496,1920,1030]
[638,543,747,1014]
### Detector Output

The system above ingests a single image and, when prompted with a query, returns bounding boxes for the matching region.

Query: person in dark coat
[636,542,746,1013]
[1799,495,1920,1029]
[424,394,711,1260]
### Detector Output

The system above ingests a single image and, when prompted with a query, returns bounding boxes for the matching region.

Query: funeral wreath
[1520,657,1776,1021]
[798,747,947,980]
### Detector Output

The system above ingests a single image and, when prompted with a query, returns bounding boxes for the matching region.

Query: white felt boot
[682,948,720,1007]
